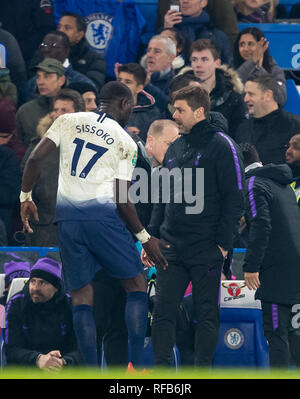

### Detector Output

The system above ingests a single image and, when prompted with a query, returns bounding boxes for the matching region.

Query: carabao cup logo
[222,282,246,298]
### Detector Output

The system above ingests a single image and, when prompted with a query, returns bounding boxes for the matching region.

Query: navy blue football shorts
[57,214,144,292]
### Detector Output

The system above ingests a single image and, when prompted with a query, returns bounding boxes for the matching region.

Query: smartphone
[170,5,180,11]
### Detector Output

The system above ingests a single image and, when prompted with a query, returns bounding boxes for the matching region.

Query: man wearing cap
[16,58,66,147]
[0,257,30,306]
[4,257,81,369]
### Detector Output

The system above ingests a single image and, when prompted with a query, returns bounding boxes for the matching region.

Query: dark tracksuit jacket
[4,282,81,366]
[128,90,161,143]
[236,108,300,165]
[148,113,245,258]
[288,163,300,207]
[243,164,300,304]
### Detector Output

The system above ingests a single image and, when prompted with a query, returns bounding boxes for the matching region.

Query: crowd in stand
[1,0,300,372]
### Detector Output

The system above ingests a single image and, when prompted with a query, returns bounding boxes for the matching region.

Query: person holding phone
[157,0,238,52]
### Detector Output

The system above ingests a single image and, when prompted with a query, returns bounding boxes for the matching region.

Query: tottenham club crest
[85,13,113,54]
[224,328,244,350]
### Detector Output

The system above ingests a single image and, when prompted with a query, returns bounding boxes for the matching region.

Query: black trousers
[93,271,128,367]
[261,301,300,368]
[151,244,224,367]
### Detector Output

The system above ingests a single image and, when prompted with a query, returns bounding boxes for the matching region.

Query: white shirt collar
[245,162,263,173]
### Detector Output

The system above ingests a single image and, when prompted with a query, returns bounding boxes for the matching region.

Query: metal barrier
[0,246,245,255]
[0,247,59,257]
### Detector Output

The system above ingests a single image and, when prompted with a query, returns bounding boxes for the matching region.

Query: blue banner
[53,0,146,78]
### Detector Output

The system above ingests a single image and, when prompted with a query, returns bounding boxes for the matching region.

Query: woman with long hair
[232,0,275,23]
[233,26,286,105]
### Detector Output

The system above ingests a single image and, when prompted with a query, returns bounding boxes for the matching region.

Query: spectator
[241,142,300,369]
[0,256,30,306]
[16,58,66,146]
[0,66,18,106]
[182,38,247,139]
[158,28,190,74]
[26,30,97,101]
[145,35,177,93]
[0,98,26,161]
[233,0,275,23]
[117,63,161,142]
[233,27,286,106]
[162,0,232,64]
[236,76,300,164]
[0,0,56,68]
[143,85,244,367]
[68,82,98,112]
[0,104,21,244]
[145,119,180,166]
[285,133,300,206]
[4,257,82,369]
[57,12,107,91]
[0,28,27,106]
[21,89,85,247]
[156,0,239,51]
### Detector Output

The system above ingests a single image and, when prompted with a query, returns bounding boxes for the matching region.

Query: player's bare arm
[115,179,169,270]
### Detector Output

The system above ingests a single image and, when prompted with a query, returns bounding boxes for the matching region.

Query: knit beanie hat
[0,98,16,134]
[4,259,31,289]
[30,257,62,289]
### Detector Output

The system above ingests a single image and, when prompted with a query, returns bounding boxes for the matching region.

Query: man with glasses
[26,31,96,101]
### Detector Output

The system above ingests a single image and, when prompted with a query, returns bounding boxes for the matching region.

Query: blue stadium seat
[284,79,300,116]
[238,23,300,69]
[213,281,269,368]
[278,0,300,15]
[214,308,269,368]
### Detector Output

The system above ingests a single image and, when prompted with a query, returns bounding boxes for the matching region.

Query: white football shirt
[45,111,138,221]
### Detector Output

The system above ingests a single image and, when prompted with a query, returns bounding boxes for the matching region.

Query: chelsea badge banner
[53,0,146,78]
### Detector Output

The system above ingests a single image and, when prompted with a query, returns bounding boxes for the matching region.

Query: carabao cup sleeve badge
[132,150,138,166]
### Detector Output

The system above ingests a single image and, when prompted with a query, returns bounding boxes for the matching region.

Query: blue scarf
[176,11,211,43]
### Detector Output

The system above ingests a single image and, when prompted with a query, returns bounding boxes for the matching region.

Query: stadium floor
[0,366,300,379]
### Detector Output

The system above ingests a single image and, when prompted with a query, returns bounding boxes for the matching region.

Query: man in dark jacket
[0,145,21,244]
[285,133,300,206]
[241,143,300,369]
[145,35,176,93]
[156,0,239,50]
[57,12,107,91]
[0,28,27,106]
[26,30,97,101]
[142,85,245,367]
[117,63,161,142]
[0,0,56,68]
[184,38,247,139]
[162,0,232,64]
[28,12,107,91]
[4,257,82,369]
[236,75,300,165]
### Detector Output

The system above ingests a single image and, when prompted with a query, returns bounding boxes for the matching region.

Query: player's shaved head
[99,81,133,105]
[98,81,134,128]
